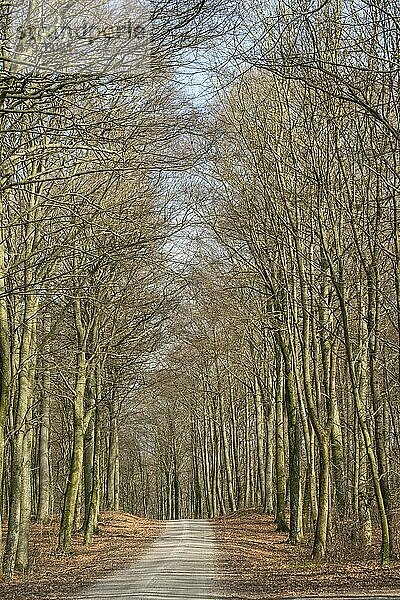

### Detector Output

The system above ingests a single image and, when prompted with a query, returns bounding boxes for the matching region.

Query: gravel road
[74,519,218,600]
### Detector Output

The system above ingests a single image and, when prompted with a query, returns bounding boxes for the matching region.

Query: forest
[0,0,400,585]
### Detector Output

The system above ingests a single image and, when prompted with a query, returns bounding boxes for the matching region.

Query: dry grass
[215,510,400,599]
[0,512,162,599]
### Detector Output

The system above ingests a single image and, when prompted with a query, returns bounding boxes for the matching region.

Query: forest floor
[0,512,162,600]
[3,510,400,600]
[215,510,400,599]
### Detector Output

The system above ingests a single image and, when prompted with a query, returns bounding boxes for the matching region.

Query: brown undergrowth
[0,512,161,600]
[215,510,400,599]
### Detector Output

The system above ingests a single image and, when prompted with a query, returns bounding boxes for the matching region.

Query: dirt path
[72,519,218,600]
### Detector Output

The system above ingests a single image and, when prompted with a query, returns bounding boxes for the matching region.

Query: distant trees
[119,2,400,567]
[0,0,227,581]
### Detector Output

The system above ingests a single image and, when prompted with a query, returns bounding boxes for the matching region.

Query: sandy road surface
[73,519,218,600]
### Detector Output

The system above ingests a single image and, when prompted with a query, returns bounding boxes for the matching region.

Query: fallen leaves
[0,512,161,600]
[215,510,400,599]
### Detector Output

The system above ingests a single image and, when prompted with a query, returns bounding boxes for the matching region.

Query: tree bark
[275,352,288,532]
[278,333,303,543]
[58,300,89,554]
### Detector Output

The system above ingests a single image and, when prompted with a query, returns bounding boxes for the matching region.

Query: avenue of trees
[1,0,399,582]
[0,0,228,580]
[118,0,400,569]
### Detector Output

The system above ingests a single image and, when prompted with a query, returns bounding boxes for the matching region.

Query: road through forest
[73,519,218,600]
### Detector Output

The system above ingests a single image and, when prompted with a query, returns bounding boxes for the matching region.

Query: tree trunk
[218,392,237,512]
[4,293,38,578]
[265,376,275,514]
[278,334,303,543]
[367,265,392,551]
[107,404,120,511]
[37,314,52,523]
[15,415,33,572]
[84,406,101,544]
[254,376,266,508]
[244,392,252,508]
[275,352,288,532]
[0,205,12,576]
[37,363,51,522]
[58,301,88,555]
[312,435,330,560]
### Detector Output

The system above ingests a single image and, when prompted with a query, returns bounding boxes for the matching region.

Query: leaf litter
[215,510,400,599]
[0,512,161,600]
